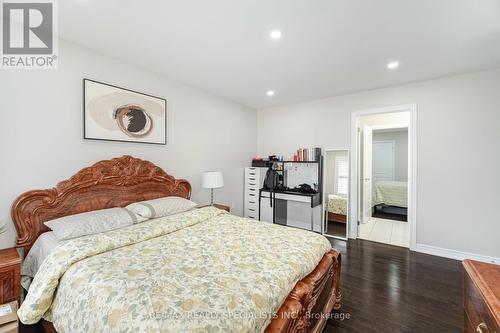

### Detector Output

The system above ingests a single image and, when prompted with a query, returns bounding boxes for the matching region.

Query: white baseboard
[415,244,499,264]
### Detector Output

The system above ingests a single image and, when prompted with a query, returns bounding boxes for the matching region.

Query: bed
[12,156,341,333]
[372,181,408,208]
[326,195,347,224]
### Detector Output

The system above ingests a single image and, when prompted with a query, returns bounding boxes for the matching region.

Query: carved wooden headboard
[11,155,192,252]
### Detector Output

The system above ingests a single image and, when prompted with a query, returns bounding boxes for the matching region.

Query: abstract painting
[84,79,166,144]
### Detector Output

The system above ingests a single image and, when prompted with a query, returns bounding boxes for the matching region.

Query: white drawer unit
[244,167,266,219]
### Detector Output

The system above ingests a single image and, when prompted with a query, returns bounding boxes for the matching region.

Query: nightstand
[198,204,230,213]
[0,248,21,304]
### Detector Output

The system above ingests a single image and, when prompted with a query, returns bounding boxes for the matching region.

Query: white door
[362,125,373,223]
[372,141,395,182]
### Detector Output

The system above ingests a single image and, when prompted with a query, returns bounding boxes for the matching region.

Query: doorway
[350,105,417,250]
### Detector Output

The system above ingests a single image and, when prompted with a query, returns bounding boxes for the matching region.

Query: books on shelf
[295,147,322,162]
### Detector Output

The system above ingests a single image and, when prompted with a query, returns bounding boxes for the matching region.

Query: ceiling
[60,0,500,109]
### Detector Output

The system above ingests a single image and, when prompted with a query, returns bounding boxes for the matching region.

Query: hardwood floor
[22,238,463,333]
[326,220,347,238]
[325,238,463,333]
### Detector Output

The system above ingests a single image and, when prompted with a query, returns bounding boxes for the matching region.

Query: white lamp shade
[202,171,224,189]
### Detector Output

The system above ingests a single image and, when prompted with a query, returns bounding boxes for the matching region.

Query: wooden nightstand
[198,204,230,212]
[0,248,21,304]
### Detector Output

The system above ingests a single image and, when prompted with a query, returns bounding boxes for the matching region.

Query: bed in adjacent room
[372,180,408,220]
[12,156,341,333]
[327,194,347,224]
[372,181,408,208]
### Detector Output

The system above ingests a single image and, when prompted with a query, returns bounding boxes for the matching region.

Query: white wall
[0,40,257,249]
[373,130,408,182]
[258,69,500,259]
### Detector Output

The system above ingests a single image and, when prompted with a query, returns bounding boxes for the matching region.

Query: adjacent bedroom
[357,112,410,247]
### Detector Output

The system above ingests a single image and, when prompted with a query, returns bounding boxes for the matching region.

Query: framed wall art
[83,79,167,145]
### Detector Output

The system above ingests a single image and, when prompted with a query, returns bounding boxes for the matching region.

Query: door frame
[361,125,373,224]
[322,148,350,240]
[349,104,417,250]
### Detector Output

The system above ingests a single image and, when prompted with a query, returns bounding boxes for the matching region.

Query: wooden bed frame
[11,155,341,333]
[327,212,347,224]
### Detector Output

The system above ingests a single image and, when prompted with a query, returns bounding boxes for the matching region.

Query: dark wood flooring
[22,238,463,333]
[325,238,463,333]
[326,220,347,238]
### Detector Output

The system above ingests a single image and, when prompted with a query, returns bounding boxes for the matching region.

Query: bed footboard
[265,249,342,333]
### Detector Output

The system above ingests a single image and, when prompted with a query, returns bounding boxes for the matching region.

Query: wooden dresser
[198,203,230,212]
[0,248,21,304]
[463,260,500,333]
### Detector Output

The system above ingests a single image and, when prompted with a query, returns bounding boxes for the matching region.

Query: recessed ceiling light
[387,61,400,70]
[269,30,282,39]
[266,90,275,97]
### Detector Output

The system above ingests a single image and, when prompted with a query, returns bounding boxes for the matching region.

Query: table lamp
[202,171,224,205]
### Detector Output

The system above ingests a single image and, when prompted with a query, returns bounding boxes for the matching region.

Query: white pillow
[44,207,138,240]
[126,196,197,219]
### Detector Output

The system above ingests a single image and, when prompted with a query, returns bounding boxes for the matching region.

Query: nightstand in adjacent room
[198,204,230,213]
[0,248,21,304]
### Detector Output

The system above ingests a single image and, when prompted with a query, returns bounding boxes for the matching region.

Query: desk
[259,189,322,232]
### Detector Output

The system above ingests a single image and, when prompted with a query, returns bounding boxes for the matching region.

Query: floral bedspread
[327,194,347,215]
[18,207,331,333]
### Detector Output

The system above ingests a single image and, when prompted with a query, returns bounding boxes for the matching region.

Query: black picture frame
[83,78,167,145]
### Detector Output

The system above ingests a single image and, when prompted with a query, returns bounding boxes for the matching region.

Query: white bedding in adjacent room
[372,181,408,208]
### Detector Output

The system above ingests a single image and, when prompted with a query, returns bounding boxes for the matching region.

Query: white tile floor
[358,217,409,247]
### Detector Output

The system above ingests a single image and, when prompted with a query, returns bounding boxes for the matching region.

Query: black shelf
[270,160,320,163]
[260,189,319,198]
[259,155,324,212]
